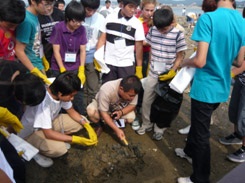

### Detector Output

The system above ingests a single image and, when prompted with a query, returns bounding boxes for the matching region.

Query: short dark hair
[65,1,86,22]
[0,0,25,24]
[105,0,111,3]
[80,0,100,10]
[120,75,142,94]
[202,0,217,12]
[54,0,65,7]
[153,9,173,29]
[49,71,81,96]
[122,0,140,6]
[28,0,55,6]
[13,74,46,106]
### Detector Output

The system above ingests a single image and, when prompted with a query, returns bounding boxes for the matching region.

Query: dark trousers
[184,99,219,183]
[1,134,26,183]
[102,64,135,84]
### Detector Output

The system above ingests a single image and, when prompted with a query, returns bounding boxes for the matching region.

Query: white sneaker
[131,119,140,131]
[136,125,153,135]
[178,125,190,135]
[33,153,54,168]
[175,148,192,164]
[177,177,193,183]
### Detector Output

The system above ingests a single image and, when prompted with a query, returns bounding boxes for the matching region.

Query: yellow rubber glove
[0,107,23,133]
[60,67,66,73]
[93,59,101,72]
[231,71,235,78]
[135,66,143,79]
[78,66,86,85]
[42,56,50,71]
[31,67,51,85]
[83,123,98,144]
[158,69,176,81]
[72,135,97,146]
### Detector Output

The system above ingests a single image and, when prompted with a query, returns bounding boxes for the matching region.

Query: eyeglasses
[41,1,55,8]
[71,19,83,25]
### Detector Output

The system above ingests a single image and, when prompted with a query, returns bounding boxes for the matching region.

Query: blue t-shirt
[190,8,245,103]
[16,11,43,70]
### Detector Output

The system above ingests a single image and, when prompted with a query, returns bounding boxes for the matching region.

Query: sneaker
[175,148,192,164]
[136,125,153,135]
[152,132,163,141]
[178,125,190,135]
[33,153,53,168]
[177,177,193,183]
[219,133,242,145]
[227,147,245,163]
[131,119,140,131]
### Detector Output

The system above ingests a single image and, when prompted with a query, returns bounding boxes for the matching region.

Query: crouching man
[87,75,142,142]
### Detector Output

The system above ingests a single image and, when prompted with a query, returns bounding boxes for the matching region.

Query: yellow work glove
[60,67,66,73]
[72,135,97,146]
[31,67,51,85]
[0,107,23,133]
[42,56,50,71]
[78,66,86,85]
[135,66,143,79]
[158,69,176,81]
[83,123,98,144]
[93,59,101,72]
[231,71,235,78]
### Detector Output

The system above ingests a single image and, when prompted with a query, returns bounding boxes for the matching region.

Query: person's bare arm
[0,169,12,183]
[181,41,209,68]
[42,128,72,142]
[100,111,125,140]
[233,46,245,67]
[66,107,87,125]
[15,40,35,71]
[96,32,106,50]
[172,51,185,71]
[53,44,65,69]
[135,40,143,67]
[79,45,86,66]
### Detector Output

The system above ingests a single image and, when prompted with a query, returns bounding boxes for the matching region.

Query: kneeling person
[18,72,97,159]
[87,75,142,142]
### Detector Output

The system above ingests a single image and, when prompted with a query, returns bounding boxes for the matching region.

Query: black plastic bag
[150,81,183,128]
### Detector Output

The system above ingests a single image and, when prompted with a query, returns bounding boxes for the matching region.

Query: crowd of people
[0,0,245,183]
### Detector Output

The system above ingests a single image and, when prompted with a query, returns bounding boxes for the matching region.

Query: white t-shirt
[19,91,72,138]
[83,12,105,52]
[100,11,145,67]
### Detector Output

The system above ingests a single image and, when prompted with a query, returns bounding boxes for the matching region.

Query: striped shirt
[146,26,187,77]
[100,10,145,67]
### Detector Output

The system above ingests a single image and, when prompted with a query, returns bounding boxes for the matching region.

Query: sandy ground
[25,16,241,183]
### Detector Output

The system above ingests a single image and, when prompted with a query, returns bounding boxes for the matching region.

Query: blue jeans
[229,77,245,136]
[184,99,219,183]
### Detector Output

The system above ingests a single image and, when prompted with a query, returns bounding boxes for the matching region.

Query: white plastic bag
[169,52,196,93]
[94,46,110,74]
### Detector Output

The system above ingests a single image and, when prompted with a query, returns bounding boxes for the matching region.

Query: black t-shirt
[38,8,64,61]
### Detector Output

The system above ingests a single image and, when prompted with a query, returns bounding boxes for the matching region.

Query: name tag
[65,52,76,62]
[153,61,166,72]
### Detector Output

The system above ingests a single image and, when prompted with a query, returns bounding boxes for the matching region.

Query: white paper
[8,133,39,161]
[94,46,110,74]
